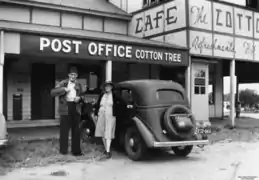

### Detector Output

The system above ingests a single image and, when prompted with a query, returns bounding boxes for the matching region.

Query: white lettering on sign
[37,37,184,64]
[88,42,132,59]
[129,0,186,37]
[135,50,181,62]
[40,37,82,54]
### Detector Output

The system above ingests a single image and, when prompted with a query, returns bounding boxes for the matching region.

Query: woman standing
[94,81,118,158]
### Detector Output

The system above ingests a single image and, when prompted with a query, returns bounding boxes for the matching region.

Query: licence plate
[195,127,212,134]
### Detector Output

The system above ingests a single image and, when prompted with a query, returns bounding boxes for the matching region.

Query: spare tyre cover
[163,105,195,140]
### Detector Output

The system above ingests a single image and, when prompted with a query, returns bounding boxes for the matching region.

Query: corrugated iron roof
[5,0,131,18]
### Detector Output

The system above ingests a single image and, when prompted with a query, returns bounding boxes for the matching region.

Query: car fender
[132,116,155,148]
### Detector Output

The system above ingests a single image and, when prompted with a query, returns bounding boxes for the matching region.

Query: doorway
[191,62,209,121]
[31,63,55,120]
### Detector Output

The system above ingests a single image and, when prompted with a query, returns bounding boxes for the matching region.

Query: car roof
[116,80,187,106]
[117,80,184,91]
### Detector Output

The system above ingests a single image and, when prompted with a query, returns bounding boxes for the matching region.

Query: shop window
[194,69,206,95]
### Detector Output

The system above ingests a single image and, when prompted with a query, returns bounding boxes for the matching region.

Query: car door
[116,88,135,126]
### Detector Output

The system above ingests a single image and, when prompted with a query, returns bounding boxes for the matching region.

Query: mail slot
[13,94,22,121]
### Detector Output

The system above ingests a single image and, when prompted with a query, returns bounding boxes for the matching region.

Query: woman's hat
[104,81,114,88]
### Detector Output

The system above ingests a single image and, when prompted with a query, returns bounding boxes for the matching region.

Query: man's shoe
[60,152,68,155]
[72,152,84,156]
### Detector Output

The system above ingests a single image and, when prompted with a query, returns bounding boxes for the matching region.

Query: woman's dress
[95,93,116,139]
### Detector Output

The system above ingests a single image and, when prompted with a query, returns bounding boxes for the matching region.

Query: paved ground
[1,141,259,180]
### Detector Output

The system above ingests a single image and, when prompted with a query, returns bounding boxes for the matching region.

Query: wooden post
[229,59,235,128]
[185,57,191,103]
[105,60,112,81]
[0,31,4,114]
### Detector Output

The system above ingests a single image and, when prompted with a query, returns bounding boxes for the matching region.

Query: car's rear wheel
[172,145,193,157]
[124,126,147,161]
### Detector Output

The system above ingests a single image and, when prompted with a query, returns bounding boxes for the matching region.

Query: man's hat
[69,66,78,74]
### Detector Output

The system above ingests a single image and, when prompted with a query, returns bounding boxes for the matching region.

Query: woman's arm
[94,93,103,116]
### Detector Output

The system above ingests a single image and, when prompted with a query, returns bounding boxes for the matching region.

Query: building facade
[118,0,259,126]
[2,0,258,128]
[0,0,189,127]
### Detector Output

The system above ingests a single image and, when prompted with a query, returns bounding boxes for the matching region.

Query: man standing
[51,67,84,156]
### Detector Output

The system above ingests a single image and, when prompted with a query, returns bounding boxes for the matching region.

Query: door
[191,63,209,121]
[31,63,55,120]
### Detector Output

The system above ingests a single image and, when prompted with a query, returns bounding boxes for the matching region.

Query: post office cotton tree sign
[20,34,188,66]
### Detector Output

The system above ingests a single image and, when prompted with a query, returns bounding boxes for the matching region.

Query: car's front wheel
[124,126,147,161]
[172,145,193,157]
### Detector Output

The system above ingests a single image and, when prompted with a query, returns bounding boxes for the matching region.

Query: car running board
[153,140,209,148]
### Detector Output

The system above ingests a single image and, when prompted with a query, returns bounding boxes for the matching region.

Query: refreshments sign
[20,34,188,65]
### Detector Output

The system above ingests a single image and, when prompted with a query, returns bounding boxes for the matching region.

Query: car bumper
[153,140,209,148]
[0,139,8,147]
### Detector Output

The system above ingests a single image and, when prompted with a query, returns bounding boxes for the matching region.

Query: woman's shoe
[106,152,112,158]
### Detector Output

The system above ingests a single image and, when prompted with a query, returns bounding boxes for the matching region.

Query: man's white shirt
[66,81,77,102]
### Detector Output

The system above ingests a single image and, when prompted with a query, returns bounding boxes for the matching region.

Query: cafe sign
[20,34,188,65]
[129,0,186,38]
[188,0,259,61]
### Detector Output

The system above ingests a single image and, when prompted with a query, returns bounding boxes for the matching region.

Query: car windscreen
[156,89,184,102]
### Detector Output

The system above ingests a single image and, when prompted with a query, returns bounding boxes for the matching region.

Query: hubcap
[129,138,134,147]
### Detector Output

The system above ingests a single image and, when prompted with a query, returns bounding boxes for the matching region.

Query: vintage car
[0,114,8,148]
[82,80,211,161]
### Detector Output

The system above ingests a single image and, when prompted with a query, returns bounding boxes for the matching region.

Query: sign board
[129,0,186,38]
[188,0,259,61]
[20,34,188,66]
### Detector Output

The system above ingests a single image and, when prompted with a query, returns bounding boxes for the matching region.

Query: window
[150,0,156,4]
[121,89,133,103]
[143,0,168,8]
[156,89,183,101]
[246,0,258,8]
[194,69,206,95]
[143,0,149,7]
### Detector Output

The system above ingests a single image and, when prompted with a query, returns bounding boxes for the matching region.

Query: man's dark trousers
[60,102,81,155]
